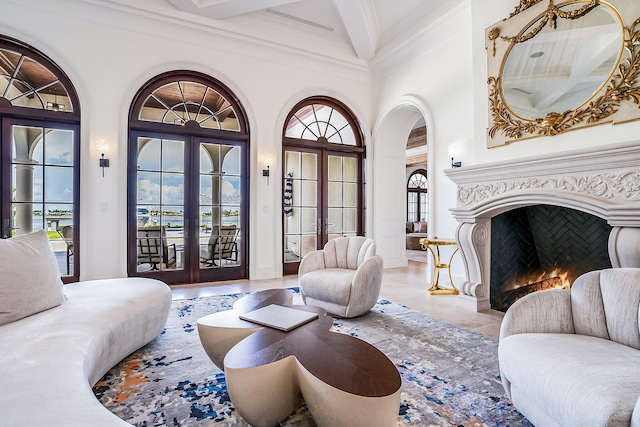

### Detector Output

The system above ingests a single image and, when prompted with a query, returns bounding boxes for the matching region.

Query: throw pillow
[415,222,427,233]
[0,229,65,326]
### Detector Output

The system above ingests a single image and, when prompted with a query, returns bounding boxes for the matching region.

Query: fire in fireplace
[490,205,612,312]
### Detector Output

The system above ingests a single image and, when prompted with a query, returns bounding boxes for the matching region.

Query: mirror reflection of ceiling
[501,2,623,119]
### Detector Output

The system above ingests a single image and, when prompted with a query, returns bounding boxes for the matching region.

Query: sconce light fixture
[96,140,110,177]
[448,143,462,168]
[263,154,273,185]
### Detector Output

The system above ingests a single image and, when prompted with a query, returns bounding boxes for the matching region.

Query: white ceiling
[92,0,453,65]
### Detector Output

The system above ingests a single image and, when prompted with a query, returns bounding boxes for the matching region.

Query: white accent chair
[298,236,384,318]
[499,268,640,427]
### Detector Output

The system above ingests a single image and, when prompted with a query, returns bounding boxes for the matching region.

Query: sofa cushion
[299,268,355,305]
[500,333,640,427]
[413,221,427,233]
[0,229,65,326]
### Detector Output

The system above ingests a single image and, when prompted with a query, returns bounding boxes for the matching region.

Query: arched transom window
[0,42,76,113]
[285,103,357,146]
[137,80,240,131]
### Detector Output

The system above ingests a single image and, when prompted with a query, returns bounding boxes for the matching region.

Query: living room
[2,0,640,425]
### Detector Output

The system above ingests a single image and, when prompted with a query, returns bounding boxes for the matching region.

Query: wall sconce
[448,143,462,168]
[263,154,273,185]
[96,140,110,177]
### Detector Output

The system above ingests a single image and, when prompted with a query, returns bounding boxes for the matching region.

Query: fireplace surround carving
[445,141,640,311]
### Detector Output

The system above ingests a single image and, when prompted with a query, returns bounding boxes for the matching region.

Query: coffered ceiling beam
[332,0,378,60]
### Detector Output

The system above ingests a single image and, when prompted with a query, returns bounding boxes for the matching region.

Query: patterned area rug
[93,294,532,426]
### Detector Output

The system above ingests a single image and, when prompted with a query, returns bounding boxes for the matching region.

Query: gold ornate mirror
[486,0,640,147]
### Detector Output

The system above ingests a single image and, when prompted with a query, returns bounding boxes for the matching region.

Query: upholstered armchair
[499,268,640,426]
[298,236,384,318]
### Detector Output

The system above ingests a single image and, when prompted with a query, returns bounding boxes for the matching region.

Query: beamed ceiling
[86,0,456,65]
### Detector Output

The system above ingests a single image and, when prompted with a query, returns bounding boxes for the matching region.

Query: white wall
[372,1,473,279]
[0,0,372,281]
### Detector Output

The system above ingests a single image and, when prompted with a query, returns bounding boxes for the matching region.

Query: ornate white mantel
[445,141,640,312]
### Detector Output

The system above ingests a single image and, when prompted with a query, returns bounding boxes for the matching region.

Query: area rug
[93,294,532,426]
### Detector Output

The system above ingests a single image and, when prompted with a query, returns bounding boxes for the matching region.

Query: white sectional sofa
[0,277,171,426]
[499,268,640,427]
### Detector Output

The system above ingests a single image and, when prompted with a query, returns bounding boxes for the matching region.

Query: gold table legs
[420,238,459,295]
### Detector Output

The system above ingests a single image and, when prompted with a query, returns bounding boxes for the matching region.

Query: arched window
[0,35,81,283]
[128,71,249,285]
[282,97,365,274]
[407,169,427,222]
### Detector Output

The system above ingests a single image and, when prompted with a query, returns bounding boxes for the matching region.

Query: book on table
[239,304,319,331]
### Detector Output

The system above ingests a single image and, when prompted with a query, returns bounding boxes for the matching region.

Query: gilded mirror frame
[486,0,640,147]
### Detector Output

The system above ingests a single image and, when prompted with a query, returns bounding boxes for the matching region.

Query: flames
[511,268,572,291]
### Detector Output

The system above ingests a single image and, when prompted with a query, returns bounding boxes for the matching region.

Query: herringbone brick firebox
[490,205,612,312]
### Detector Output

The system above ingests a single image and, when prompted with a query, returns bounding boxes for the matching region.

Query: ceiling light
[530,51,544,59]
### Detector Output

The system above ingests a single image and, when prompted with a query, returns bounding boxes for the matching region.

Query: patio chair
[201,225,239,266]
[60,225,74,275]
[137,226,176,270]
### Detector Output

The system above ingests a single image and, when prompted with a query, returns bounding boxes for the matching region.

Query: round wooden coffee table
[197,288,401,427]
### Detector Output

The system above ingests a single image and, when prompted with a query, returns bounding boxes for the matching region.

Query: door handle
[325,218,333,235]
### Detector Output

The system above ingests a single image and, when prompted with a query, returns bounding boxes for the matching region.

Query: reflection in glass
[328,155,342,181]
[301,153,317,180]
[328,182,342,207]
[501,3,622,119]
[301,181,317,206]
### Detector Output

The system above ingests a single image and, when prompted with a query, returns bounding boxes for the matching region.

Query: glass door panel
[198,143,243,279]
[284,150,319,268]
[10,125,76,278]
[327,154,358,237]
[136,137,185,272]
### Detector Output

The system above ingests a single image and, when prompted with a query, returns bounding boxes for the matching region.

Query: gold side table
[419,238,459,295]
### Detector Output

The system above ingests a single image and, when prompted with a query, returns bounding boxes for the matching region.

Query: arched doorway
[127,71,249,284]
[282,96,365,275]
[0,35,81,282]
[372,98,433,267]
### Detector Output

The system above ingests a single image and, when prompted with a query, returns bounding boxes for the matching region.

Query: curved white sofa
[499,268,640,427]
[0,277,172,427]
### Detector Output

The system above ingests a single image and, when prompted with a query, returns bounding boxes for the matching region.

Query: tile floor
[170,259,505,339]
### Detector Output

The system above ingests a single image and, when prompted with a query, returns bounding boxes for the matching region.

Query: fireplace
[445,141,640,312]
[490,205,612,312]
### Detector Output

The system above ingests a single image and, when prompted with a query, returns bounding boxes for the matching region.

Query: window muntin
[285,103,356,146]
[0,48,74,112]
[139,81,240,131]
[407,170,427,222]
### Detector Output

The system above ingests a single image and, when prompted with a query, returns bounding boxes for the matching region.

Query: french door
[129,132,247,283]
[1,118,80,282]
[283,147,362,275]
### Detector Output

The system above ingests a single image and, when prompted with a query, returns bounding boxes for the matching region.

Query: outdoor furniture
[201,225,239,266]
[298,236,383,318]
[137,226,176,270]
